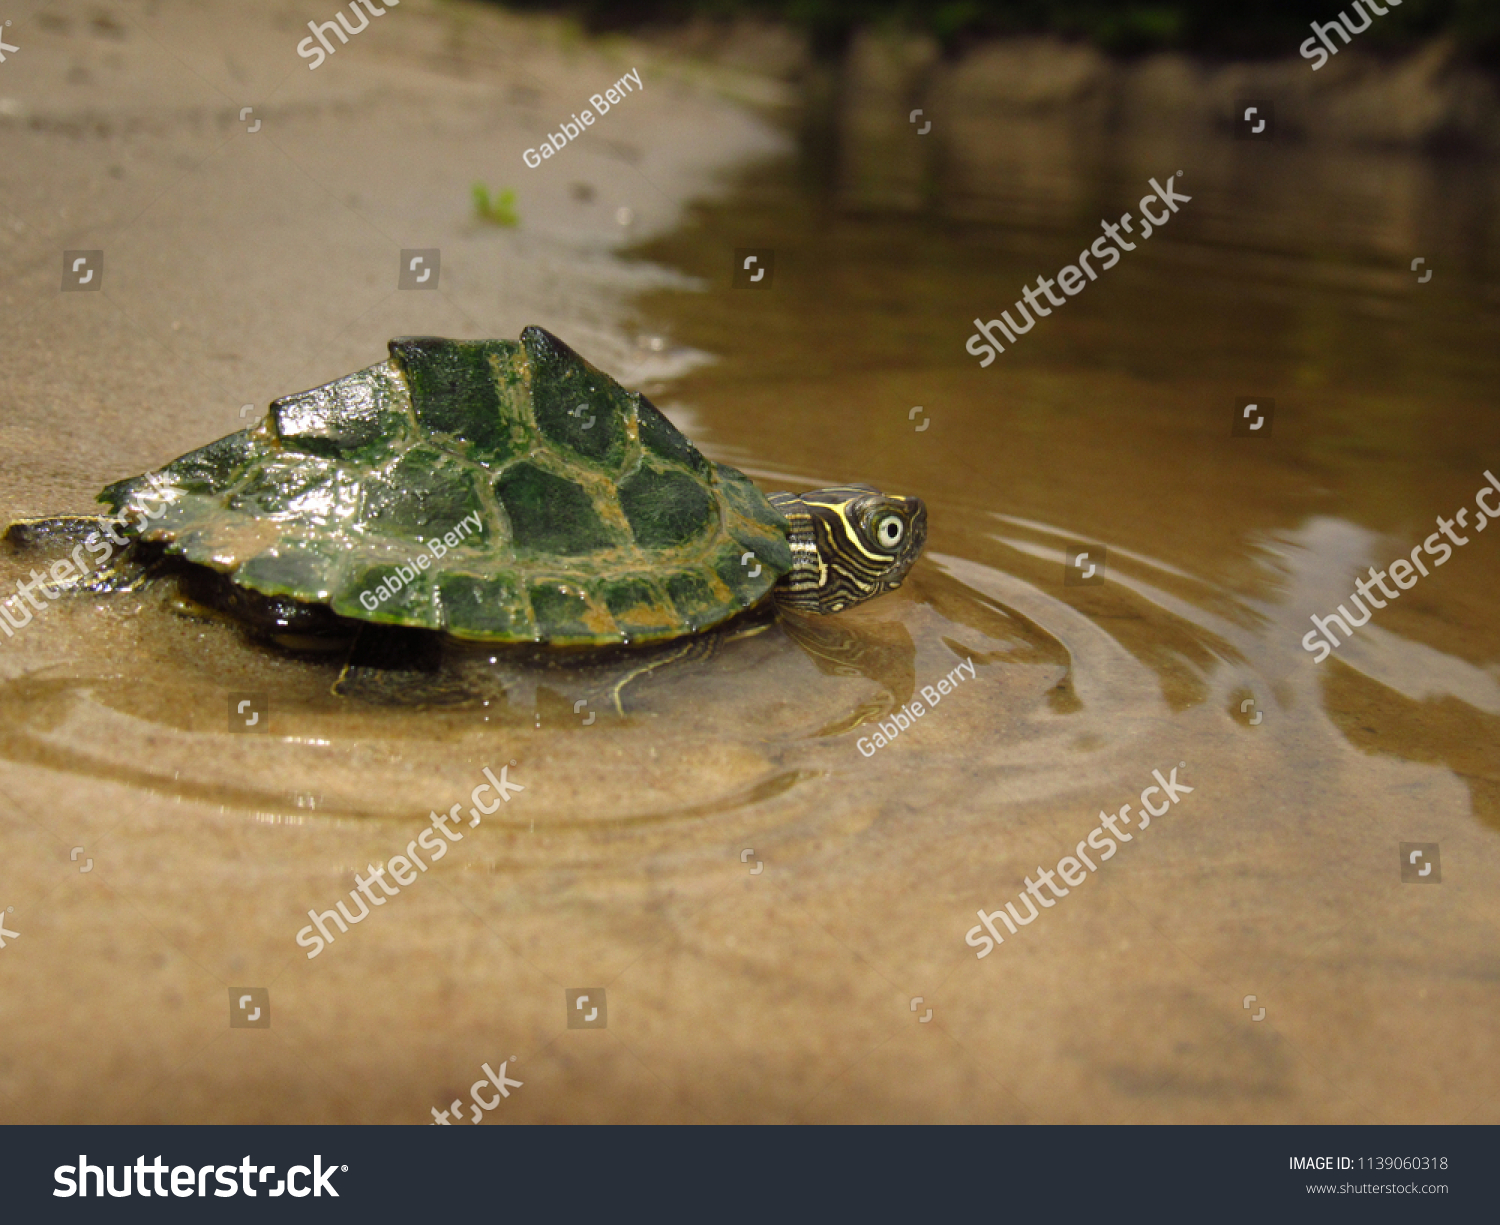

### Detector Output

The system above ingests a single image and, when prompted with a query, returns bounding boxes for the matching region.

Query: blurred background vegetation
[493,0,1500,61]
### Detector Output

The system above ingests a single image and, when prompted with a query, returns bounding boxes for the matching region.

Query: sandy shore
[0,0,789,519]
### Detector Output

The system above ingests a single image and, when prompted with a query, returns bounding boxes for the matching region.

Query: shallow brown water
[609,133,1500,1119]
[3,26,1499,1121]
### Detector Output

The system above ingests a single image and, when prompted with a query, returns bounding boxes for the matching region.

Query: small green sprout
[472,184,519,227]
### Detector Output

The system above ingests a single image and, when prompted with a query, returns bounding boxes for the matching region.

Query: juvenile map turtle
[6,329,926,669]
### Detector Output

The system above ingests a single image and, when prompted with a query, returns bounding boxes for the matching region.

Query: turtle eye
[876,515,904,549]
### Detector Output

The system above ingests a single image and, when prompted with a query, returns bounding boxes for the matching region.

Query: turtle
[5,328,927,668]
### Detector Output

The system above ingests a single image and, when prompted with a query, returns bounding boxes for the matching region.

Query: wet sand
[2,2,1499,1124]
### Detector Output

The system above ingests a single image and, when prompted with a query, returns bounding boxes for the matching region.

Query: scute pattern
[389,337,527,460]
[492,462,617,556]
[523,326,633,471]
[272,360,411,459]
[356,448,486,545]
[618,466,715,549]
[98,327,794,644]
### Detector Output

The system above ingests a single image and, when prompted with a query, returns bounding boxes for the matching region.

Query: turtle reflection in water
[5,328,926,716]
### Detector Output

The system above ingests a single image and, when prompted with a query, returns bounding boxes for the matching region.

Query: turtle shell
[98,328,793,645]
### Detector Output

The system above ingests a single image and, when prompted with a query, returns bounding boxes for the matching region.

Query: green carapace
[57,328,928,646]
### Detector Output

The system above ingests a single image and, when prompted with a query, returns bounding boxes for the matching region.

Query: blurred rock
[930,34,1500,153]
[943,37,1113,114]
[927,37,1114,225]
[835,28,940,211]
[825,31,1500,258]
[1312,38,1500,150]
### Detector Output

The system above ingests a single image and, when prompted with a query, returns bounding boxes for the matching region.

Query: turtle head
[767,485,927,614]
